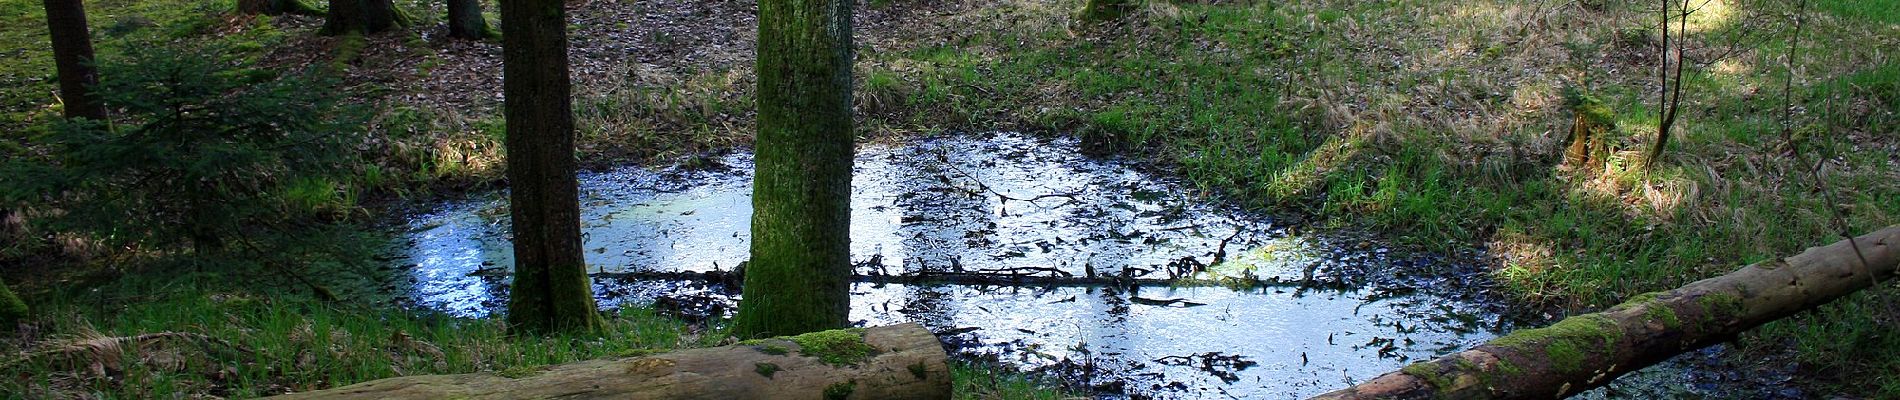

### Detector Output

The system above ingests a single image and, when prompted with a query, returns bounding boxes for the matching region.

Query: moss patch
[497,365,543,379]
[755,362,781,378]
[1490,314,1622,373]
[824,380,856,400]
[1644,302,1681,329]
[1401,362,1454,391]
[788,328,876,367]
[908,361,929,380]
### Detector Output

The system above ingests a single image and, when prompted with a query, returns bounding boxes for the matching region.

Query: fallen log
[269,323,950,400]
[1313,225,1900,400]
[574,268,1355,290]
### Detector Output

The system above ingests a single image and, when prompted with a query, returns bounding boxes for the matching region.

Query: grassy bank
[859,0,1898,394]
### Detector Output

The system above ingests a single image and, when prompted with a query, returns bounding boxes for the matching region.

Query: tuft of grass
[952,361,1081,400]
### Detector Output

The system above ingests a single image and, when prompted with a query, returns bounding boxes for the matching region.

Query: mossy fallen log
[1313,225,1900,400]
[268,323,950,400]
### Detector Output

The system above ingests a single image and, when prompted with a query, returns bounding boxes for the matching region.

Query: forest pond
[382,132,1781,399]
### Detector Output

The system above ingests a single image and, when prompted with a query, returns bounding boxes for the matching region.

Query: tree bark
[264,324,951,400]
[42,0,105,121]
[446,0,494,40]
[500,0,602,334]
[323,0,407,35]
[1312,225,1900,400]
[734,0,856,338]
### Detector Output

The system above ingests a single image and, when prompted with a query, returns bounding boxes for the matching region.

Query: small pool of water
[380,132,1790,399]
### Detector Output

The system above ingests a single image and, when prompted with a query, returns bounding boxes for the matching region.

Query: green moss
[788,328,876,366]
[1401,362,1454,391]
[755,362,781,378]
[1644,302,1681,329]
[497,365,543,379]
[824,380,856,400]
[908,361,929,380]
[1545,340,1585,373]
[1490,314,1622,373]
[1696,292,1745,327]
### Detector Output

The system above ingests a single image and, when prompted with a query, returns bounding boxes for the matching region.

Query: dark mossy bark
[732,0,855,338]
[500,0,602,334]
[0,277,25,326]
[42,0,105,120]
[238,0,322,16]
[446,0,495,40]
[323,0,408,35]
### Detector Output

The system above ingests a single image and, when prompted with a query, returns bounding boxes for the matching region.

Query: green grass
[852,0,1899,396]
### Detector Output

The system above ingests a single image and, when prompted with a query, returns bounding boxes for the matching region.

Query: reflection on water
[383,132,1765,399]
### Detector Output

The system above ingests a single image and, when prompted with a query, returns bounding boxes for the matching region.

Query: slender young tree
[323,0,409,35]
[500,0,602,334]
[446,0,495,40]
[732,0,856,338]
[42,0,105,120]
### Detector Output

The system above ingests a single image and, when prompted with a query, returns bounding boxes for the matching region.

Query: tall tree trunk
[323,0,408,35]
[42,0,105,121]
[446,0,494,40]
[500,0,602,334]
[734,0,856,338]
[1313,225,1900,400]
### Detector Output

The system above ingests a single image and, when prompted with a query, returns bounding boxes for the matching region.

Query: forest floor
[2,0,1898,397]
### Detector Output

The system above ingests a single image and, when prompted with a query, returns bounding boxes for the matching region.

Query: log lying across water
[1313,225,1900,400]
[269,323,950,400]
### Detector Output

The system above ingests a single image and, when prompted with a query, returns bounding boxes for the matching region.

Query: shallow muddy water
[382,132,1791,399]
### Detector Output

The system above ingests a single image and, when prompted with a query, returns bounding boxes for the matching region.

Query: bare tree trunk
[1313,225,1900,400]
[263,324,951,400]
[446,0,495,40]
[42,0,105,120]
[500,0,602,334]
[734,0,856,338]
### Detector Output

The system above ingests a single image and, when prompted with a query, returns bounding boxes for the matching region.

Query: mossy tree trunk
[499,0,602,334]
[323,0,409,35]
[445,0,495,40]
[1313,225,1900,400]
[42,0,105,121]
[237,0,322,16]
[0,277,25,326]
[733,0,856,338]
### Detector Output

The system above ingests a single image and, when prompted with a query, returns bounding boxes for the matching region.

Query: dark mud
[381,132,1790,399]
